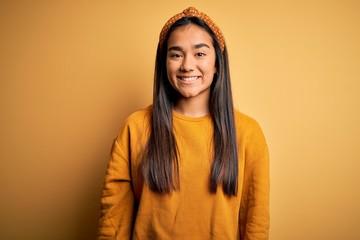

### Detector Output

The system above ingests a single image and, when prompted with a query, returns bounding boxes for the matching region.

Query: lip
[177,76,200,83]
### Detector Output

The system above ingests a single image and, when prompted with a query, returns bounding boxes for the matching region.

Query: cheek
[165,60,171,77]
[166,63,176,84]
[166,61,179,76]
[202,60,217,74]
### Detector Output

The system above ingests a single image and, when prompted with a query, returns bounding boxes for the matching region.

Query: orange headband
[159,7,225,52]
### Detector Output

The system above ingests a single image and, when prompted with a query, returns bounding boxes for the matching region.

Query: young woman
[98,7,269,240]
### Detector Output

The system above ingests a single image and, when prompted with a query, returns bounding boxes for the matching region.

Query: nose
[180,55,195,72]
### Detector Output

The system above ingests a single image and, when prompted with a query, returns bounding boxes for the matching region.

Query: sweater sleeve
[239,121,270,240]
[97,135,135,240]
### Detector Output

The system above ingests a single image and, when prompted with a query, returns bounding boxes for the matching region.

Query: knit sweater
[98,106,269,240]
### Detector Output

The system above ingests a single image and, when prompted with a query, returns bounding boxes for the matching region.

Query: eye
[169,53,182,58]
[196,52,206,57]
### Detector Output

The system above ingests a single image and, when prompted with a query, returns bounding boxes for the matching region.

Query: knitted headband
[159,7,225,52]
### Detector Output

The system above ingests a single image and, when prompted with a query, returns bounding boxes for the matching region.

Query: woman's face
[166,24,217,101]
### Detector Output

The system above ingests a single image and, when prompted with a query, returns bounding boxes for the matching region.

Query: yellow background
[1,0,359,239]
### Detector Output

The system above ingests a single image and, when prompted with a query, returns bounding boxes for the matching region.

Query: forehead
[167,24,214,46]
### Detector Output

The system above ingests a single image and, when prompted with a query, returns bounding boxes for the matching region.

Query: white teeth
[180,76,198,81]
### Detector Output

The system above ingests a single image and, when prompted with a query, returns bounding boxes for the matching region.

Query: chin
[179,92,197,98]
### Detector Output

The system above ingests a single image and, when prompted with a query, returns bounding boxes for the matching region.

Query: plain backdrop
[1,0,359,239]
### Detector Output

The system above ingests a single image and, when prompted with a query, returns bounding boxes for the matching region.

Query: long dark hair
[140,17,238,196]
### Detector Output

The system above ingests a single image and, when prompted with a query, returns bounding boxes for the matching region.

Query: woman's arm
[239,121,270,240]
[98,139,135,240]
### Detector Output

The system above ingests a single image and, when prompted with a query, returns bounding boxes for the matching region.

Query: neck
[173,95,210,118]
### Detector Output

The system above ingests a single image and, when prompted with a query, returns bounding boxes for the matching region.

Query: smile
[178,76,199,81]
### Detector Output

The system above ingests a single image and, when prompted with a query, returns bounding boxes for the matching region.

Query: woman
[98,7,269,240]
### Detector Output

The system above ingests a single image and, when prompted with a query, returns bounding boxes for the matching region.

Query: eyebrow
[168,43,211,52]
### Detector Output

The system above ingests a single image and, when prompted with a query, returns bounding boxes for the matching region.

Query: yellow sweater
[98,106,269,240]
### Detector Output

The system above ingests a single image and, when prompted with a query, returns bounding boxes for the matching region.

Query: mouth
[178,76,199,82]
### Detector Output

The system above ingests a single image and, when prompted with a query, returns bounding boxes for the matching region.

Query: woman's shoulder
[234,109,260,128]
[233,109,266,141]
[125,105,152,123]
[117,105,152,132]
